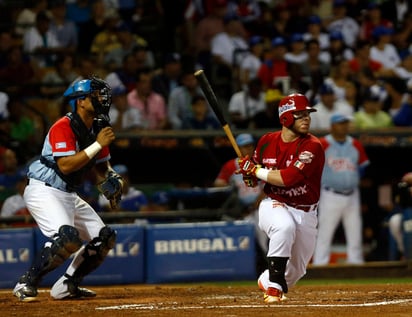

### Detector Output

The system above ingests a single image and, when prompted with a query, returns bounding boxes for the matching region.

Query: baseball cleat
[13,282,38,302]
[263,287,286,303]
[51,275,96,300]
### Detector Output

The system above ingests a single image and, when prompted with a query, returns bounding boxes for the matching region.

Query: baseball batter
[237,93,325,303]
[312,114,370,265]
[13,77,124,301]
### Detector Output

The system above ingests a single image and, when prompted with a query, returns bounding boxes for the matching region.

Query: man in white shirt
[311,83,354,131]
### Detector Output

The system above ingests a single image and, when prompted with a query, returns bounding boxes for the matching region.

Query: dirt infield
[1,282,412,317]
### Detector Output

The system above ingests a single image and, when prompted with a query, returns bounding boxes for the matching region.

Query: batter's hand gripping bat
[194,69,243,158]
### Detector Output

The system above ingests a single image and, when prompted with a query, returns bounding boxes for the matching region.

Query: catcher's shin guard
[267,256,289,293]
[69,226,116,284]
[19,225,82,286]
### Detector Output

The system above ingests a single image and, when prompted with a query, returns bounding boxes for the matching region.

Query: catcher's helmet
[63,76,112,115]
[278,93,316,127]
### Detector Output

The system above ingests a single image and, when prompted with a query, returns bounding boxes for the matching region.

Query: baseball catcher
[13,76,123,302]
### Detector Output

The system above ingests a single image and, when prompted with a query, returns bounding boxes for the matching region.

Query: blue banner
[35,224,145,286]
[145,221,256,283]
[0,228,35,288]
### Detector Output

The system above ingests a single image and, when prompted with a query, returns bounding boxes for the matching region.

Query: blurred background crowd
[1,0,412,263]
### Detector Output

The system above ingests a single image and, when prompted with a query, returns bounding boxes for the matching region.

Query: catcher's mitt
[97,171,124,209]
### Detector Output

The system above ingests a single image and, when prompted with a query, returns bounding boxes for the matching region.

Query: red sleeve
[352,139,369,165]
[215,159,237,183]
[49,117,77,156]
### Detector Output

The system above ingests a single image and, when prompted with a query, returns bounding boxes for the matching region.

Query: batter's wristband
[255,167,269,182]
[84,141,102,159]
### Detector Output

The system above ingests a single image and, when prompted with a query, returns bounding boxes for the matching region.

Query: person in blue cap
[313,113,370,266]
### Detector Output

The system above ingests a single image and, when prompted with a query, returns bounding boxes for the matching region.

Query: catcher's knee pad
[268,257,289,293]
[71,226,117,280]
[26,225,82,284]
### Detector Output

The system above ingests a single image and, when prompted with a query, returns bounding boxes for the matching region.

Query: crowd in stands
[2,0,412,261]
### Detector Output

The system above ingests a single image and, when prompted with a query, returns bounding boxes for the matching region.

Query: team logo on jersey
[55,142,67,149]
[299,151,314,163]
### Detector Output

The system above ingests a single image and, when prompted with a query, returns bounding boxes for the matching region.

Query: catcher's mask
[278,93,316,128]
[63,76,112,117]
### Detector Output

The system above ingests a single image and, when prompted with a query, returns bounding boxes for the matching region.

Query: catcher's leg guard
[267,256,289,293]
[17,225,82,288]
[69,226,117,284]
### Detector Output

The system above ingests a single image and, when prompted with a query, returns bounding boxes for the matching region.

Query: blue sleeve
[393,103,412,126]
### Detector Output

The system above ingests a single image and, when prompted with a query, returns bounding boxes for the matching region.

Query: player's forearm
[256,168,285,187]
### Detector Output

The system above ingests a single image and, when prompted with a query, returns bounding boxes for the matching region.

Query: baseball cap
[290,33,304,43]
[236,133,254,146]
[372,25,394,38]
[265,89,283,102]
[329,30,344,41]
[249,35,263,47]
[112,164,128,175]
[319,83,335,95]
[364,85,381,101]
[333,0,346,7]
[308,15,322,25]
[271,36,286,47]
[330,113,352,124]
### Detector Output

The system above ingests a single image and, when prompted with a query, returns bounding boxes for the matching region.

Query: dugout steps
[306,260,412,279]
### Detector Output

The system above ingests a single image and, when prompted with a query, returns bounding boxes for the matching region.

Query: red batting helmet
[278,93,316,127]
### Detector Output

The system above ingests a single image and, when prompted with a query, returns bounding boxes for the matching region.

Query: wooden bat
[194,69,242,158]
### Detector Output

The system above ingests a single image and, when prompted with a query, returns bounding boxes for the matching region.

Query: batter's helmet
[278,93,316,127]
[63,76,112,115]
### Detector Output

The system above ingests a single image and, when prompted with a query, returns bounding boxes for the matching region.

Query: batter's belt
[287,203,318,212]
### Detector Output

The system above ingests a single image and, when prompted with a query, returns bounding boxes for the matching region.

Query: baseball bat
[194,69,243,158]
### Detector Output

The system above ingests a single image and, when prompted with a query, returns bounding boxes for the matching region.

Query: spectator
[76,0,106,55]
[228,77,265,129]
[49,0,78,53]
[152,53,183,102]
[0,29,17,68]
[391,53,412,81]
[392,80,412,126]
[284,33,307,65]
[226,0,262,33]
[348,40,383,83]
[310,83,354,130]
[238,35,264,91]
[0,45,38,96]
[105,52,140,94]
[324,59,357,107]
[168,69,205,129]
[103,22,154,72]
[181,95,220,130]
[359,3,393,42]
[14,0,48,37]
[148,190,171,212]
[312,113,370,265]
[89,8,122,67]
[325,0,360,49]
[22,11,64,68]
[380,0,412,30]
[380,76,407,117]
[0,148,26,206]
[250,88,283,129]
[324,30,354,67]
[108,85,143,132]
[98,164,149,212]
[257,36,290,91]
[127,68,168,130]
[353,86,393,129]
[303,14,330,51]
[369,25,401,72]
[0,169,29,218]
[299,38,331,94]
[40,53,79,101]
[66,0,92,27]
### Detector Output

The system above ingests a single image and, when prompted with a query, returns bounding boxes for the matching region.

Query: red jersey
[252,131,325,205]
